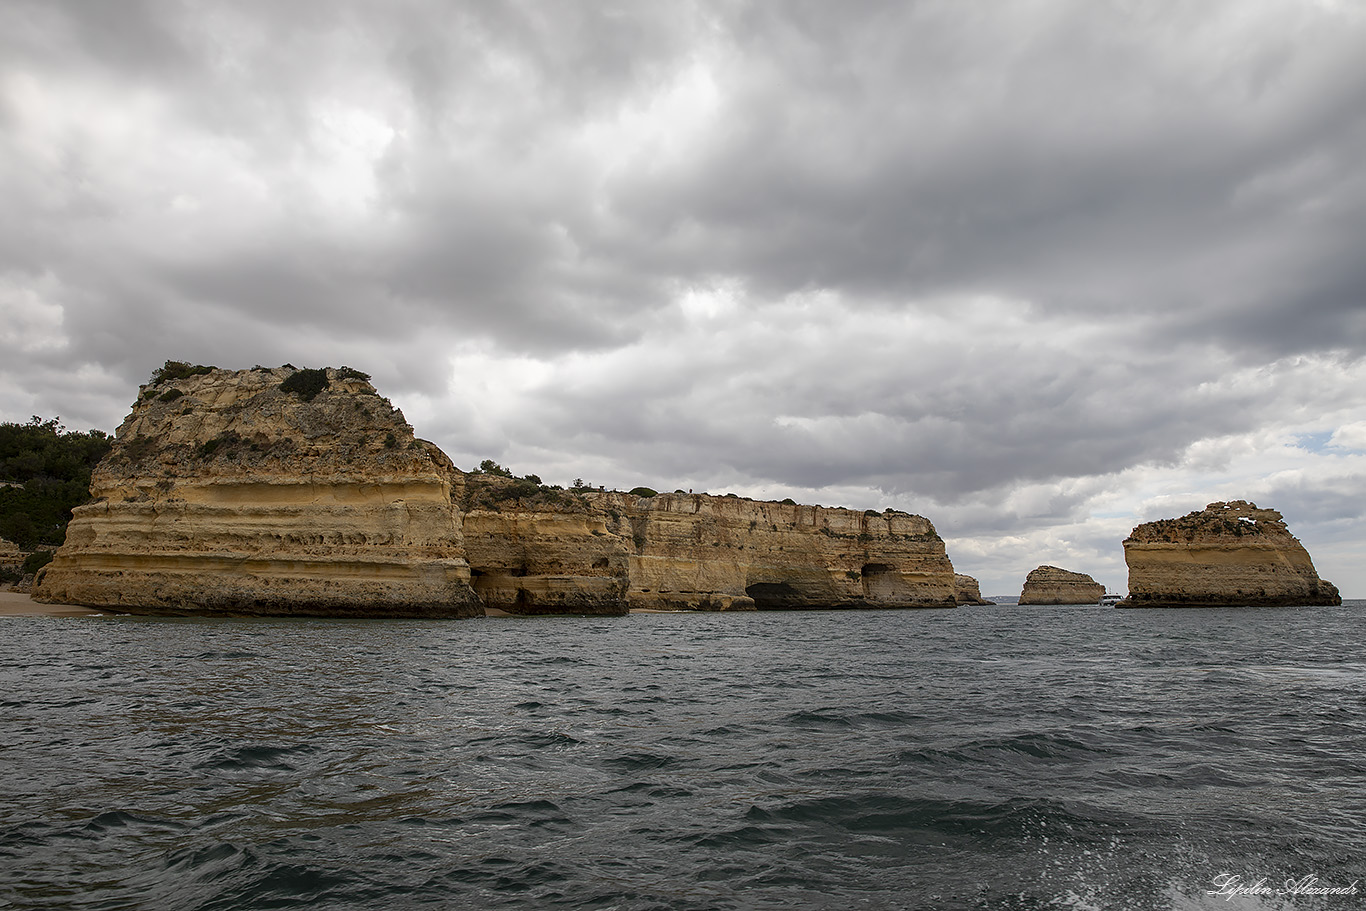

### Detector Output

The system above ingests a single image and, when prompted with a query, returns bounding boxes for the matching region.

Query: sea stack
[1017,565,1106,605]
[33,364,484,617]
[1119,501,1340,608]
[954,573,992,605]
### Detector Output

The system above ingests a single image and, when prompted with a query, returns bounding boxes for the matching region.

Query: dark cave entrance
[745,581,803,609]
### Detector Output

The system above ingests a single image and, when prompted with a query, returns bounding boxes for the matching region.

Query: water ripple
[1,603,1363,909]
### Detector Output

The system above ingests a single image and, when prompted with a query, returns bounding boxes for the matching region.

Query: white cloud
[1329,421,1366,452]
[0,272,67,353]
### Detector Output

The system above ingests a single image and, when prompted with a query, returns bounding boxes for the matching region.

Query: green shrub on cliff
[628,487,657,497]
[0,417,111,548]
[23,549,53,575]
[492,480,542,501]
[479,460,514,477]
[280,368,330,402]
[150,360,215,385]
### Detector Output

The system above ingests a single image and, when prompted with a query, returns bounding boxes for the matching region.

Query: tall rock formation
[33,362,962,617]
[1018,565,1106,605]
[1120,501,1340,608]
[457,477,958,613]
[33,365,483,617]
[601,493,957,611]
[458,473,631,615]
[954,573,992,605]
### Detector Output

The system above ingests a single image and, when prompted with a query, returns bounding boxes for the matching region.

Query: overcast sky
[2,0,1363,596]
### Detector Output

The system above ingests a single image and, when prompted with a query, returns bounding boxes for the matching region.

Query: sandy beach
[0,591,106,618]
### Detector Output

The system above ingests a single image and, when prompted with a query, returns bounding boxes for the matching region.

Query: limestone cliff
[1018,565,1106,605]
[456,479,958,613]
[1119,501,1340,608]
[34,363,961,617]
[457,474,630,615]
[593,492,955,611]
[954,573,992,605]
[33,365,483,617]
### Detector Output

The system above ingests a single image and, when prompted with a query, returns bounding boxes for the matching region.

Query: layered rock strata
[1018,565,1106,605]
[35,364,963,617]
[1119,501,1340,608]
[458,478,958,613]
[33,366,483,617]
[601,493,957,611]
[459,481,630,616]
[954,573,992,605]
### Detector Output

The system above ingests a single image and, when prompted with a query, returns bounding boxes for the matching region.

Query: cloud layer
[3,0,1363,594]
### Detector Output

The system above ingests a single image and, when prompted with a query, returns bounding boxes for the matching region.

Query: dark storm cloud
[602,2,1366,350]
[8,0,1363,367]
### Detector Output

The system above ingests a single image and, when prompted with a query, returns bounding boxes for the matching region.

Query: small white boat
[1099,593,1123,606]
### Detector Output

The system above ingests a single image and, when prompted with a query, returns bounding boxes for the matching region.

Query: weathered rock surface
[457,480,958,613]
[33,366,483,617]
[1018,565,1106,605]
[1,537,26,590]
[602,494,957,611]
[34,364,962,617]
[458,477,630,615]
[954,573,992,605]
[1119,501,1340,608]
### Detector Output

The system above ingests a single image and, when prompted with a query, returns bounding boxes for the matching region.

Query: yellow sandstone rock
[1119,501,1340,608]
[457,477,958,613]
[33,363,962,617]
[33,366,483,617]
[1017,565,1105,605]
[954,573,992,605]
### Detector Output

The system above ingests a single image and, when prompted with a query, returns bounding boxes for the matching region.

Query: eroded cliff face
[33,366,483,617]
[954,573,991,605]
[1120,501,1340,608]
[457,475,630,615]
[1017,565,1105,605]
[35,364,961,616]
[597,492,955,611]
[455,479,958,612]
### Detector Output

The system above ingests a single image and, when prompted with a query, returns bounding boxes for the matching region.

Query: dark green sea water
[3,602,1364,910]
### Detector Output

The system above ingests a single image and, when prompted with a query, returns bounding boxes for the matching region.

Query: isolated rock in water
[33,365,484,618]
[1120,501,1341,608]
[954,573,992,605]
[1018,565,1106,605]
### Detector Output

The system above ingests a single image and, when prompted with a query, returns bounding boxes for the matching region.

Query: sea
[3,602,1364,911]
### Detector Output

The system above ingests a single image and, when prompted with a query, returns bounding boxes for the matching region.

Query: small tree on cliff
[479,460,513,477]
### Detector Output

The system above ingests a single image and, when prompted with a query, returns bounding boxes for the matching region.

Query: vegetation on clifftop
[149,360,215,385]
[280,367,331,402]
[462,462,587,512]
[0,417,111,549]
